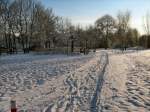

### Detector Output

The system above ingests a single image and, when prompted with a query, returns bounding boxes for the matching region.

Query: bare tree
[95,15,116,49]
[143,13,150,35]
[44,8,57,49]
[117,11,131,50]
[58,18,75,53]
[1,0,13,52]
[0,0,60,54]
[143,12,150,48]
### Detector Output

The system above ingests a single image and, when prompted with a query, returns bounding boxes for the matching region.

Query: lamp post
[70,34,74,53]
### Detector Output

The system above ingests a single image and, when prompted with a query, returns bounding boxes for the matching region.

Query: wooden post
[11,100,17,112]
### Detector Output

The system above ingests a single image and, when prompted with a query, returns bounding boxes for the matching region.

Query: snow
[99,50,150,112]
[46,52,108,112]
[0,53,94,111]
[0,50,150,112]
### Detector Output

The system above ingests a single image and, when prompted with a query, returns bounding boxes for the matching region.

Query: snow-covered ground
[46,52,108,112]
[0,50,150,112]
[99,50,150,112]
[0,53,95,111]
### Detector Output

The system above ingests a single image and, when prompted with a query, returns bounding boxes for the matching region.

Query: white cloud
[67,16,100,27]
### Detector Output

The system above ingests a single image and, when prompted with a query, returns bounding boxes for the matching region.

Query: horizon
[42,0,150,35]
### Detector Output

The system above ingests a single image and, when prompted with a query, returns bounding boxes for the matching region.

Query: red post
[11,100,17,112]
[11,108,17,112]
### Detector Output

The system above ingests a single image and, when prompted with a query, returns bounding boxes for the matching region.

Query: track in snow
[45,52,109,112]
[90,52,109,112]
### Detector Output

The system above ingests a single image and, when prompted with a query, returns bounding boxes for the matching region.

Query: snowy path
[45,51,109,112]
[90,52,108,112]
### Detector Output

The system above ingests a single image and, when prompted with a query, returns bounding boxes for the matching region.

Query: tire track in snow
[90,52,109,112]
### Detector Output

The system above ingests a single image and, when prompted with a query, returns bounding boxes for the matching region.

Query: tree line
[0,0,149,54]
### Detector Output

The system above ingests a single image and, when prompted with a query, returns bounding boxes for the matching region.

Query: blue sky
[42,0,150,34]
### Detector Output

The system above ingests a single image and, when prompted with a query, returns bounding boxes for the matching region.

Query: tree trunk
[71,40,74,53]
